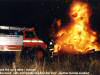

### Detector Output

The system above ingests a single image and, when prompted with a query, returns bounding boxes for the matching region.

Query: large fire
[54,1,100,54]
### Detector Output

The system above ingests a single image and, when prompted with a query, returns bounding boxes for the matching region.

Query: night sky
[0,0,100,42]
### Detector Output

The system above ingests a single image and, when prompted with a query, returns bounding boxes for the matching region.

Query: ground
[0,51,100,75]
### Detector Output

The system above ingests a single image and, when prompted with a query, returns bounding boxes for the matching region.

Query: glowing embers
[54,1,100,54]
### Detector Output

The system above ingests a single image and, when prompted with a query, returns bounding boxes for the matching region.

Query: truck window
[25,31,36,38]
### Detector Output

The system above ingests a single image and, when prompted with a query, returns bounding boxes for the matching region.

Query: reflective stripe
[49,49,54,50]
[32,40,43,43]
[23,40,31,42]
[23,40,43,43]
[0,45,22,51]
[0,50,21,51]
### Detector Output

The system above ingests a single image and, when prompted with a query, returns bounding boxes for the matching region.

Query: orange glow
[54,1,100,54]
[56,19,62,28]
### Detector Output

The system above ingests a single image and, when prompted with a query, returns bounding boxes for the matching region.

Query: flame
[54,1,100,54]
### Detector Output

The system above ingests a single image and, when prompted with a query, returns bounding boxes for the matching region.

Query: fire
[54,1,100,54]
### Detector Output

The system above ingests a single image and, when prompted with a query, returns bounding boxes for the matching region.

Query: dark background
[0,0,100,42]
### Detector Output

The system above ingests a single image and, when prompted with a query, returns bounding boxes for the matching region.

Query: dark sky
[0,0,100,41]
[0,0,67,24]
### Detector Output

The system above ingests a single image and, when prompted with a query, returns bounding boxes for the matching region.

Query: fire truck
[0,26,47,64]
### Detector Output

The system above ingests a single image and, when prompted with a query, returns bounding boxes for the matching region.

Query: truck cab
[20,27,47,61]
[23,28,47,49]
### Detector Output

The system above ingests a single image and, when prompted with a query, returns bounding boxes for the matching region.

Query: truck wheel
[34,47,45,62]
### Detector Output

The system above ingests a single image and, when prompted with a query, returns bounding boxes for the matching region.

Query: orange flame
[54,1,100,54]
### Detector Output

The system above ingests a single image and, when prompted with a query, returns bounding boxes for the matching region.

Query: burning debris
[54,1,100,54]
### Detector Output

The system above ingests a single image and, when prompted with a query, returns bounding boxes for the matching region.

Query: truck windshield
[25,31,36,38]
